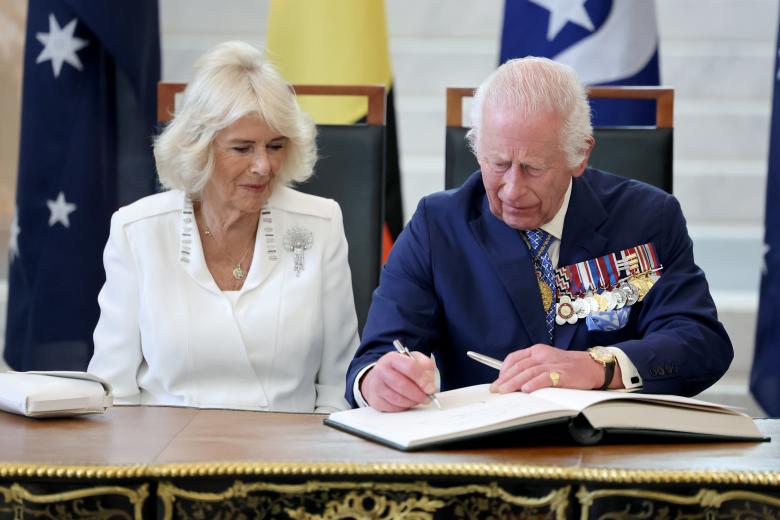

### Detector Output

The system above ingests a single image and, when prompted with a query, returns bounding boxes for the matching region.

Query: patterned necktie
[525,229,556,342]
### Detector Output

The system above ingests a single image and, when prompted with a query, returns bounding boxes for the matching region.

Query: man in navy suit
[346,57,732,411]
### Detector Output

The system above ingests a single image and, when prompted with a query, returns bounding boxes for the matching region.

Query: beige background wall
[0,3,25,371]
[0,2,25,280]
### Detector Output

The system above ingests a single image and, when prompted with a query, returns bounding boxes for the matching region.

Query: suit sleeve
[87,210,143,404]
[615,195,733,396]
[344,198,441,407]
[315,202,360,413]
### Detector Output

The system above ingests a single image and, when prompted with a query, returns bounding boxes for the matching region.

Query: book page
[581,401,761,438]
[530,388,761,439]
[532,387,744,414]
[327,384,576,448]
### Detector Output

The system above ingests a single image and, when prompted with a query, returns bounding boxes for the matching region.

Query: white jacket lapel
[178,195,221,294]
[241,206,281,292]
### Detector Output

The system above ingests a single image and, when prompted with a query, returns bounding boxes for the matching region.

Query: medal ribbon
[555,242,663,296]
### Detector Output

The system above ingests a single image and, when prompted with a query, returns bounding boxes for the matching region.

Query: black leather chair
[444,86,674,193]
[158,83,385,333]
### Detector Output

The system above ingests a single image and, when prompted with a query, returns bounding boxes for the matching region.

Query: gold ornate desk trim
[0,482,148,520]
[158,481,571,520]
[576,485,780,519]
[1,462,779,486]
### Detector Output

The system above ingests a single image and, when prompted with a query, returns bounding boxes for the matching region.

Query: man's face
[477,107,590,230]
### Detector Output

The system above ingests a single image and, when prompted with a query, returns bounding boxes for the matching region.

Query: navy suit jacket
[346,169,733,406]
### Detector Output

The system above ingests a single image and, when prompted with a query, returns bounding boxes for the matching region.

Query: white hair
[154,41,317,195]
[466,57,593,168]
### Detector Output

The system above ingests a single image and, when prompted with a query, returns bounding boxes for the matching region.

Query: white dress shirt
[89,186,359,413]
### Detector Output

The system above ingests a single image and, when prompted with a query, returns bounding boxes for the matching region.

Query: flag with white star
[5,0,160,370]
[500,0,660,125]
[751,11,780,417]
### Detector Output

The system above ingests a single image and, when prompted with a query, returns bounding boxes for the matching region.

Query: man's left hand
[489,344,616,393]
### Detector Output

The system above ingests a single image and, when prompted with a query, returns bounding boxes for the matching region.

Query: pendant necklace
[203,225,254,280]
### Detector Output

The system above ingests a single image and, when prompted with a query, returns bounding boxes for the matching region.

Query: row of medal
[552,243,663,326]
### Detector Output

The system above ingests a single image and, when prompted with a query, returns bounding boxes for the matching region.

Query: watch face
[589,347,615,363]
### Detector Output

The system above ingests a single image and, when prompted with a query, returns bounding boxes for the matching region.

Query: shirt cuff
[352,363,376,408]
[606,346,643,391]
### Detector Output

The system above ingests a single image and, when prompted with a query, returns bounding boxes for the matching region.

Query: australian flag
[751,12,780,418]
[5,0,160,370]
[500,0,660,126]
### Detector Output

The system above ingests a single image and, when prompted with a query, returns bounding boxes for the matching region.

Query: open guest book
[324,384,765,451]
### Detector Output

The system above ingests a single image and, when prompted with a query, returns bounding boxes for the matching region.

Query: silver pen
[466,350,503,371]
[392,339,442,409]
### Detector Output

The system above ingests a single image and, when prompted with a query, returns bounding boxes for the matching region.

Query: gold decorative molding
[158,480,570,520]
[0,463,149,479]
[0,482,148,519]
[0,461,779,486]
[577,485,780,519]
[578,486,780,508]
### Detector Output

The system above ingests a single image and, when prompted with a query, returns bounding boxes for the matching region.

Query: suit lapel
[179,195,221,295]
[470,197,549,344]
[240,205,280,293]
[555,172,609,349]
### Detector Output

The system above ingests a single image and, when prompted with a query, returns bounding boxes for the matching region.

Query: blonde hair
[154,41,317,195]
[467,57,593,168]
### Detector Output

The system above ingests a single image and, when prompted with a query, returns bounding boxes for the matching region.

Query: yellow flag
[266,0,392,124]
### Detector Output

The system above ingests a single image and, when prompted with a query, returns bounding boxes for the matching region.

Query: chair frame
[446,86,674,128]
[157,83,386,124]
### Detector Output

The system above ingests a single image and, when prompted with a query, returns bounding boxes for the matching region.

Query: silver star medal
[283,226,313,277]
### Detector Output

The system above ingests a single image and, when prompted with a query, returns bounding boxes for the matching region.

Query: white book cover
[0,371,112,418]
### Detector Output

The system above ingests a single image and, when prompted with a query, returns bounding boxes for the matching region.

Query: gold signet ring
[549,371,560,387]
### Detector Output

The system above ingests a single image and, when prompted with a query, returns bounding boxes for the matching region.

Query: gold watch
[588,346,616,390]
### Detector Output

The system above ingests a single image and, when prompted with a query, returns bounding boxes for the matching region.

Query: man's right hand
[360,350,437,412]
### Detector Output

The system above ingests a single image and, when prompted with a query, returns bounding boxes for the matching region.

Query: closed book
[325,384,765,451]
[0,371,112,418]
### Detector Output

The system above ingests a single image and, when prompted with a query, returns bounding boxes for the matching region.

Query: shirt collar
[539,178,572,241]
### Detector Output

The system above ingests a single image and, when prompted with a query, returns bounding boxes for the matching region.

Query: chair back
[158,83,386,332]
[444,86,674,193]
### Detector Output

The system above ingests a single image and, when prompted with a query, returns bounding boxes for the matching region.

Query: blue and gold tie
[525,229,556,342]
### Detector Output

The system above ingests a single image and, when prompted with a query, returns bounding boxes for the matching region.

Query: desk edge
[0,461,778,486]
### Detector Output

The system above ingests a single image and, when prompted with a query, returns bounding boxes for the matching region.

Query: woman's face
[203,114,288,215]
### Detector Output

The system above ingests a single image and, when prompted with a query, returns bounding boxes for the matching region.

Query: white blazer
[88,186,360,413]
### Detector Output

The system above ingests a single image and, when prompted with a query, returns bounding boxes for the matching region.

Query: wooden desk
[0,407,777,519]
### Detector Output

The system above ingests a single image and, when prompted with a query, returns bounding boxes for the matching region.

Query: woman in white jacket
[88,41,359,413]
